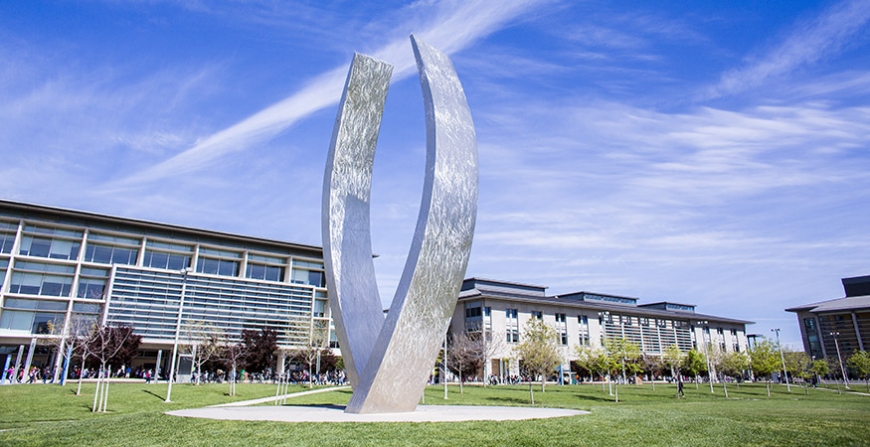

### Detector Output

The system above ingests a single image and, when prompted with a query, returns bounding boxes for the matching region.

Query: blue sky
[3,0,870,348]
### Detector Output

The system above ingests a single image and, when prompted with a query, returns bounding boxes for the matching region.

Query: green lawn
[0,380,868,446]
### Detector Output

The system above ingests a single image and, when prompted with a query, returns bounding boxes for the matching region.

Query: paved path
[210,386,352,407]
[168,404,588,423]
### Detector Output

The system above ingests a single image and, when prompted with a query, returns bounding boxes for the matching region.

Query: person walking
[677,376,685,398]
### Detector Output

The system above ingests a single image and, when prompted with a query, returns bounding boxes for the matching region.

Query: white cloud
[706,0,870,99]
[118,0,553,185]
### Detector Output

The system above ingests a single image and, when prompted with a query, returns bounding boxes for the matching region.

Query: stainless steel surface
[323,35,477,414]
[322,53,393,388]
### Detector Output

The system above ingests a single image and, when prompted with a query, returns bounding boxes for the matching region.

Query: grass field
[0,380,868,446]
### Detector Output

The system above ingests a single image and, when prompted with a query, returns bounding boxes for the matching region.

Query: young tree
[88,325,142,412]
[810,358,829,387]
[447,331,484,393]
[720,351,750,389]
[182,321,222,385]
[846,350,870,392]
[69,316,99,396]
[514,319,563,404]
[682,349,707,390]
[748,340,779,397]
[785,351,813,395]
[603,338,641,402]
[39,317,68,383]
[288,317,329,389]
[574,345,611,392]
[642,354,665,390]
[221,337,245,396]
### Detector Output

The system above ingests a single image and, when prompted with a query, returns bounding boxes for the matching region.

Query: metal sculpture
[322,35,478,414]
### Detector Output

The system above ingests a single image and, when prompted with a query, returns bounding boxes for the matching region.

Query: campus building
[0,200,331,379]
[1,199,755,383]
[450,278,753,381]
[786,275,870,360]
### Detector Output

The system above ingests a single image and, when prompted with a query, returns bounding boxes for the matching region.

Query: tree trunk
[529,380,534,405]
[76,361,85,396]
[766,380,771,397]
[541,374,546,393]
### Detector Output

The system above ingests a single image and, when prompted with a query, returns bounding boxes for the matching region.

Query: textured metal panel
[323,36,477,414]
[322,54,393,388]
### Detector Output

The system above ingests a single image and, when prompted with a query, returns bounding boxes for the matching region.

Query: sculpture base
[168,405,587,423]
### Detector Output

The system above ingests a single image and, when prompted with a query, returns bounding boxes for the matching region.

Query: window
[290,268,323,287]
[84,244,138,265]
[0,221,17,254]
[144,250,190,270]
[531,311,542,320]
[19,236,80,260]
[0,232,14,254]
[246,263,284,282]
[465,307,482,319]
[73,302,101,314]
[313,299,327,317]
[199,247,242,259]
[77,277,107,299]
[0,299,67,334]
[0,310,65,334]
[577,315,590,346]
[0,259,7,287]
[291,259,324,287]
[146,240,193,252]
[506,308,519,343]
[9,271,73,297]
[197,257,240,277]
[555,313,566,323]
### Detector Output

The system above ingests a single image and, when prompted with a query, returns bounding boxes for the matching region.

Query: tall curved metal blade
[322,53,393,388]
[346,35,478,414]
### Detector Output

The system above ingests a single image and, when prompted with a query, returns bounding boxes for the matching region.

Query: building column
[12,345,24,383]
[1,354,11,384]
[22,338,36,382]
[155,350,163,380]
[852,313,865,351]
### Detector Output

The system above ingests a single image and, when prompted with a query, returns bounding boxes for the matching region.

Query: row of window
[1,221,325,285]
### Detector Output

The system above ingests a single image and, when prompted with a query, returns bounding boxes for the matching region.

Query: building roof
[459,278,753,325]
[786,295,870,313]
[0,199,323,257]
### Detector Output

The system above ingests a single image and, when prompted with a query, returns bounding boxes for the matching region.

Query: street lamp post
[165,267,192,403]
[771,328,790,392]
[830,331,850,390]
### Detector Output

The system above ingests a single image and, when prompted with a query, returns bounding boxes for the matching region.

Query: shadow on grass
[575,394,618,403]
[483,396,529,405]
[142,389,166,401]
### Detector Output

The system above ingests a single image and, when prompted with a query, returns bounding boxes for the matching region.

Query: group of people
[3,365,54,384]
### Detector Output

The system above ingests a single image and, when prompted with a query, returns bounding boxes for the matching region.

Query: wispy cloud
[118,0,553,186]
[705,0,870,99]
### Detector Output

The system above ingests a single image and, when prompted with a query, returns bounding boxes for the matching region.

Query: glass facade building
[0,200,329,376]
[787,275,870,360]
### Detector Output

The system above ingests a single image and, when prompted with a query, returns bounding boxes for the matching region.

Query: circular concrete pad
[168,405,588,423]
